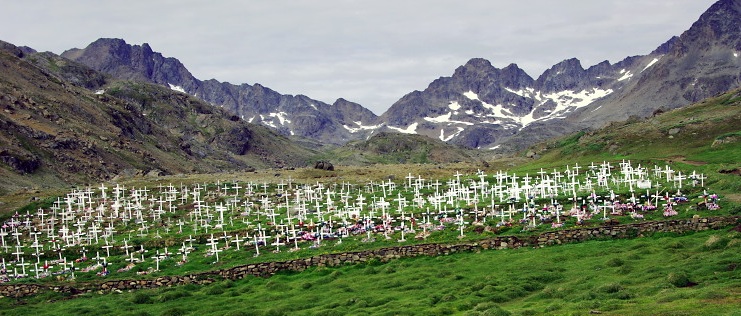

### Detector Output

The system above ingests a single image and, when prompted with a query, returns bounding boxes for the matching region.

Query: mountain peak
[535,58,586,92]
[463,57,493,68]
[670,0,741,55]
[62,38,198,91]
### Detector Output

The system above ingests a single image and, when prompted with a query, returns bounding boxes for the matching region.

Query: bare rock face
[0,149,40,174]
[61,38,199,92]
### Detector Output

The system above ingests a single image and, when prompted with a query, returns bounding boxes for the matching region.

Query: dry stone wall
[1,216,738,298]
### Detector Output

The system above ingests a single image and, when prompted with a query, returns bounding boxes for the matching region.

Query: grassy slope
[319,132,487,166]
[2,229,738,316]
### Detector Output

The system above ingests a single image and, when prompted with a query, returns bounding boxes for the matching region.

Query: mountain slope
[50,0,741,152]
[0,41,317,194]
[533,87,741,169]
[568,0,741,125]
[381,0,741,151]
[61,38,379,145]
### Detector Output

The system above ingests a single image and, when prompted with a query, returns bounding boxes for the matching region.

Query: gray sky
[1,0,717,114]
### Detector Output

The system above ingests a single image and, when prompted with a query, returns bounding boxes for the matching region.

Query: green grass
[2,228,739,316]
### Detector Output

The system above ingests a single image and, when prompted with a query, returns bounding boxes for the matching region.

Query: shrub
[223,311,257,316]
[131,293,153,304]
[544,304,562,313]
[667,272,693,287]
[160,308,187,316]
[265,280,292,291]
[158,290,191,302]
[618,264,633,275]
[363,266,378,275]
[204,285,224,295]
[606,257,625,267]
[664,241,684,249]
[441,294,457,302]
[599,283,624,294]
[429,295,441,306]
[704,235,729,250]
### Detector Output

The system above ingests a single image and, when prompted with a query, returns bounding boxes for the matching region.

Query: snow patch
[735,52,739,58]
[439,127,465,142]
[618,71,633,81]
[309,103,318,110]
[387,122,418,134]
[425,112,452,123]
[463,90,479,101]
[168,83,186,93]
[343,121,383,133]
[504,87,535,99]
[447,86,613,131]
[268,112,291,125]
[448,101,461,111]
[479,100,512,119]
[641,57,660,72]
[424,112,475,126]
[94,89,105,95]
[544,88,613,116]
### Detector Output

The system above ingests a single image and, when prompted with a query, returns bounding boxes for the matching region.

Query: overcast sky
[1,0,718,114]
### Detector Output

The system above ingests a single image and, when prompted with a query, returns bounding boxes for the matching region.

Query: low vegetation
[1,229,738,316]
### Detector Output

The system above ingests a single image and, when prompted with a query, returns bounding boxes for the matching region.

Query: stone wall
[218,216,738,280]
[1,216,738,298]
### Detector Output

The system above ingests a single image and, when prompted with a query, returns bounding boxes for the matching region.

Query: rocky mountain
[0,41,317,193]
[381,0,741,151]
[47,0,741,152]
[567,0,741,124]
[61,39,379,145]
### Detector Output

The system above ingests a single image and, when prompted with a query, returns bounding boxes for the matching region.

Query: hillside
[61,38,380,146]
[318,131,487,166]
[0,42,318,195]
[529,87,741,167]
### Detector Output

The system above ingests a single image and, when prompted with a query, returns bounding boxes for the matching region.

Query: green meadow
[1,228,739,316]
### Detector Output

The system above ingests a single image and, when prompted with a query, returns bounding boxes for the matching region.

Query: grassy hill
[318,131,488,166]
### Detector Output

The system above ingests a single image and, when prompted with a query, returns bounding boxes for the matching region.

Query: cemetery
[0,160,734,297]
